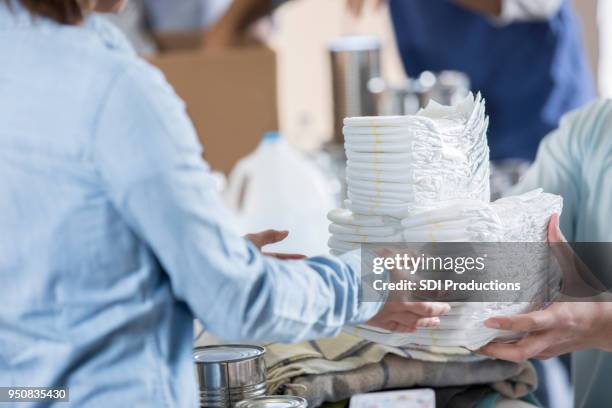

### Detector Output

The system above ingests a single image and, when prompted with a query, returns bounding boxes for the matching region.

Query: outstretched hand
[363,247,451,332]
[477,214,612,361]
[478,301,611,361]
[245,230,307,260]
[366,301,451,333]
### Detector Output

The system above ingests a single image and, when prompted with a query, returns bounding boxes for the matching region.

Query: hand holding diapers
[329,93,564,350]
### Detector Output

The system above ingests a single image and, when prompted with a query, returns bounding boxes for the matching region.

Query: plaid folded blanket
[262,333,537,407]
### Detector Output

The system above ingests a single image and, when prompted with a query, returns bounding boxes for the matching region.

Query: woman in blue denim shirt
[0,1,449,406]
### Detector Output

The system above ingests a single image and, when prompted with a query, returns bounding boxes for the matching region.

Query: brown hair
[4,0,95,25]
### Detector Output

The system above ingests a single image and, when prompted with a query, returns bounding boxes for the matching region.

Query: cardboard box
[152,30,204,52]
[150,46,278,174]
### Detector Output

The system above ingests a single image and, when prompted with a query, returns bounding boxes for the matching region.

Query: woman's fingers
[533,343,569,360]
[383,319,417,333]
[416,317,441,328]
[375,320,400,332]
[245,229,289,249]
[260,229,289,246]
[246,231,308,259]
[371,313,441,333]
[478,332,554,362]
[547,213,575,263]
[367,300,450,332]
[368,303,447,332]
[394,324,417,333]
[386,312,418,327]
[547,213,577,269]
[484,308,556,332]
[546,215,607,297]
[481,307,562,361]
[388,301,451,317]
[263,252,307,260]
[547,213,564,242]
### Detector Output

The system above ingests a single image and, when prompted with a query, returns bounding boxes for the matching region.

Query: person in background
[384,0,596,163]
[478,99,612,407]
[0,0,450,406]
[104,0,232,54]
[379,0,597,201]
[206,0,595,187]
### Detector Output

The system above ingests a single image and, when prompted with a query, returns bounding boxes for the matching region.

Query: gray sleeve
[510,100,612,241]
[143,0,231,32]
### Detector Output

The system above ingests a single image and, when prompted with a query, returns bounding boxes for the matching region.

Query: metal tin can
[193,345,267,408]
[235,396,308,408]
[329,35,382,144]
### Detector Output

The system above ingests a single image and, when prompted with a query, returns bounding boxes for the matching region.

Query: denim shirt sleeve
[91,61,380,342]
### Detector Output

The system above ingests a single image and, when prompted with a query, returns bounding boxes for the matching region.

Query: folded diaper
[327,208,398,227]
[342,190,562,350]
[493,189,563,241]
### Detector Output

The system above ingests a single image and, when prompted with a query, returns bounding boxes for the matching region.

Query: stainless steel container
[382,84,421,116]
[194,345,267,408]
[235,396,308,408]
[430,70,470,106]
[382,71,470,116]
[329,35,383,144]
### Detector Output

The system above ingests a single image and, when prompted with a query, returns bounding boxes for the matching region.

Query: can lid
[235,396,307,408]
[328,35,380,52]
[193,345,265,363]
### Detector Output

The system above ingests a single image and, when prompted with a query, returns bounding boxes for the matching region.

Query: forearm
[117,172,379,342]
[212,0,275,34]
[218,253,380,342]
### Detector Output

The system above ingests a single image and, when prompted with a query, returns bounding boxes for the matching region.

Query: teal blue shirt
[515,99,612,243]
[0,4,377,407]
[514,99,612,406]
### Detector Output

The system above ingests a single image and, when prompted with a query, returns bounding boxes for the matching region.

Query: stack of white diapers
[342,93,490,220]
[331,93,563,350]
